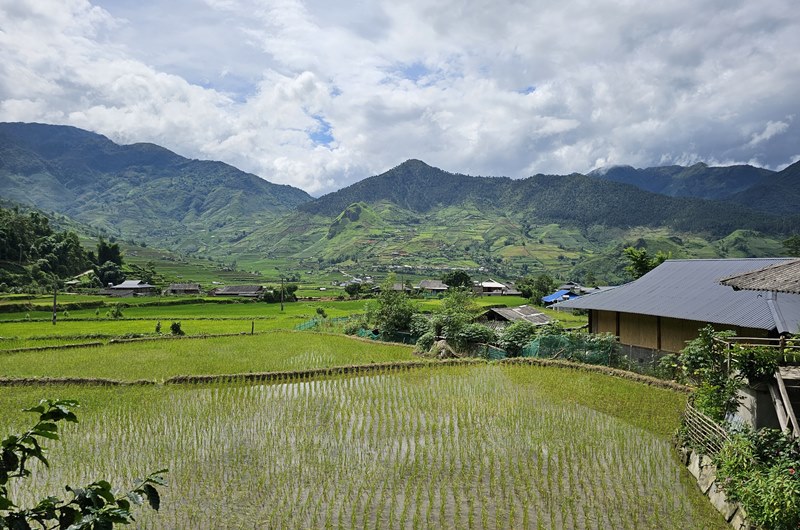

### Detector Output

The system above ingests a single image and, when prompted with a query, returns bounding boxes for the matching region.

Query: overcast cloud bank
[1,0,798,193]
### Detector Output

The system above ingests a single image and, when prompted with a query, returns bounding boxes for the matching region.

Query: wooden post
[280,277,284,312]
[251,320,254,335]
[52,280,57,326]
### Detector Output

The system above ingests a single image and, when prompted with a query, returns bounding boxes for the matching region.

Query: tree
[623,246,669,280]
[518,274,555,305]
[94,238,123,267]
[783,234,800,257]
[364,275,416,338]
[344,283,362,299]
[1,399,166,529]
[441,270,472,289]
[96,261,126,287]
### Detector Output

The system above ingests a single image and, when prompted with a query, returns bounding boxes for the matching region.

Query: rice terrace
[0,297,728,529]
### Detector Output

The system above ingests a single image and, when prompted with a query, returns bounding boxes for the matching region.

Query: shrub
[715,429,800,530]
[108,303,124,319]
[415,332,436,354]
[170,322,185,336]
[1,399,167,528]
[499,320,538,357]
[732,345,779,383]
[453,323,496,350]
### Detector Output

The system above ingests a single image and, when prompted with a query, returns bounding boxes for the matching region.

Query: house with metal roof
[417,279,449,293]
[554,258,800,359]
[164,283,202,295]
[211,285,265,297]
[108,279,156,297]
[481,305,551,326]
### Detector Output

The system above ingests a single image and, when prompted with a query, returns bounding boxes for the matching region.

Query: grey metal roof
[555,258,800,334]
[485,305,551,325]
[111,280,154,289]
[719,259,800,295]
[418,280,449,290]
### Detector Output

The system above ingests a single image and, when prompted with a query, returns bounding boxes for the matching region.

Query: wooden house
[165,283,202,295]
[555,258,800,362]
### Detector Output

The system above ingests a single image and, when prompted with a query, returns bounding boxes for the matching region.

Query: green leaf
[0,495,16,510]
[125,491,143,506]
[58,506,78,529]
[142,484,160,511]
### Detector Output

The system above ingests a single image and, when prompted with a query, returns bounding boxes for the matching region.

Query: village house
[164,283,202,295]
[554,258,800,363]
[417,279,449,294]
[107,279,157,297]
[210,285,265,297]
[480,305,551,327]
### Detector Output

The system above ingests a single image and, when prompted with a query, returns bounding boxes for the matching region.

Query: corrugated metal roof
[418,280,448,290]
[112,280,154,289]
[719,259,800,295]
[487,305,551,325]
[542,289,571,303]
[555,258,800,333]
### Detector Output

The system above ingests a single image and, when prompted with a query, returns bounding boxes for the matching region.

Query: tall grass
[0,365,725,529]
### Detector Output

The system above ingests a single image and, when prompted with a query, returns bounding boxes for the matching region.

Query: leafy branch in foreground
[1,399,167,530]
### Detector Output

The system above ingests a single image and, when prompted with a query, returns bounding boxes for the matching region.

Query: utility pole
[280,276,284,312]
[52,276,58,326]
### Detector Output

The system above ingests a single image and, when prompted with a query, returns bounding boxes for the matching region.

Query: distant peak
[398,159,430,168]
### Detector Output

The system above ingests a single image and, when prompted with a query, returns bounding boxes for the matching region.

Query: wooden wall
[591,310,770,353]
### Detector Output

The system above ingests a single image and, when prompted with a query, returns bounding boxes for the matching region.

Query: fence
[682,402,730,457]
[294,316,353,331]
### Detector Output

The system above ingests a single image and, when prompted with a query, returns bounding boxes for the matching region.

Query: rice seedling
[0,364,725,528]
[0,332,415,380]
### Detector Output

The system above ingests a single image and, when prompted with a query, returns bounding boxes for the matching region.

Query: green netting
[523,333,618,366]
[294,318,320,331]
[356,328,380,340]
[485,345,507,360]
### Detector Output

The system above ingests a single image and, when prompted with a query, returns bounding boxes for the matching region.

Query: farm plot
[0,332,416,381]
[0,365,725,529]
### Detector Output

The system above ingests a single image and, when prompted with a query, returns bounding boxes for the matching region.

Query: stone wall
[679,447,750,529]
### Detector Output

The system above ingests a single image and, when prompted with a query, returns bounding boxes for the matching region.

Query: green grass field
[0,365,724,529]
[0,298,587,349]
[0,332,416,381]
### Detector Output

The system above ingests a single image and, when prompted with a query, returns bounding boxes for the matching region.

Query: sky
[1,0,798,195]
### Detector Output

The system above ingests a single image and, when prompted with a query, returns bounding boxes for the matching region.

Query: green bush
[170,322,185,336]
[415,332,436,353]
[453,323,496,350]
[733,345,779,383]
[715,429,800,530]
[499,320,538,357]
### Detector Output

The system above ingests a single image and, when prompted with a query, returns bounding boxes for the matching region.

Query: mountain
[728,160,800,216]
[2,123,798,285]
[303,160,789,237]
[0,122,312,253]
[237,159,798,283]
[588,162,773,201]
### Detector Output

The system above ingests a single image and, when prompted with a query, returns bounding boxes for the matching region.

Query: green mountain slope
[0,122,312,254]
[3,124,797,286]
[587,162,773,201]
[236,160,796,283]
[728,160,800,216]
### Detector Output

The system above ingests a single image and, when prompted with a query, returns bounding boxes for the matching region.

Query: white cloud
[1,0,799,193]
[748,119,790,146]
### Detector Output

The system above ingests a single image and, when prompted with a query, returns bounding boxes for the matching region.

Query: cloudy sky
[1,0,798,194]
